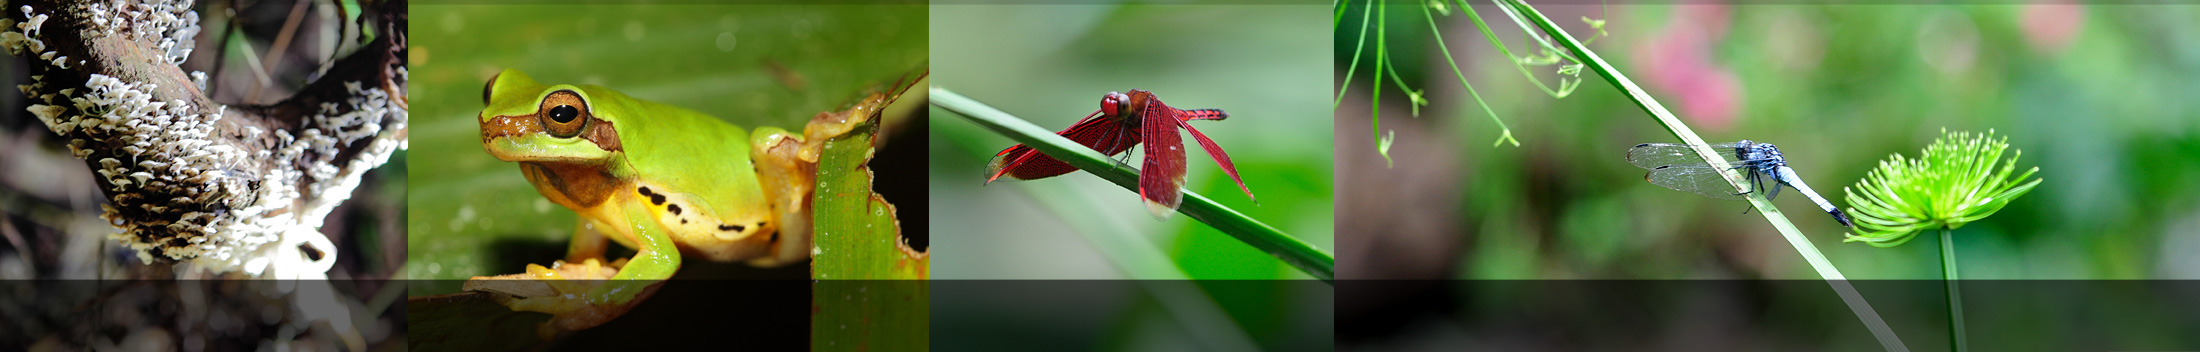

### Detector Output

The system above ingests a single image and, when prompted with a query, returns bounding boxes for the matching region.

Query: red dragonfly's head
[1101,89,1164,123]
[1100,91,1130,118]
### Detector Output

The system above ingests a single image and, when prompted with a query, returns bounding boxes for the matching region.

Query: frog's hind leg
[565,218,611,265]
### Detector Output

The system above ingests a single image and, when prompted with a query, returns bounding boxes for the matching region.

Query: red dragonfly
[985,90,1255,218]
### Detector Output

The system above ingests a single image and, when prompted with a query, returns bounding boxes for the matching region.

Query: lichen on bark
[1,0,408,278]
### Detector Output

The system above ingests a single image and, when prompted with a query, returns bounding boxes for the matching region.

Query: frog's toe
[463,259,660,339]
[504,284,660,340]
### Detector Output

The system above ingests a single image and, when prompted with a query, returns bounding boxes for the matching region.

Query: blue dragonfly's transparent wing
[1643,164,1756,200]
[1626,142,1749,169]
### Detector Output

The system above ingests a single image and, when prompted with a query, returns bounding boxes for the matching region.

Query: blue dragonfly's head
[1733,140,1787,169]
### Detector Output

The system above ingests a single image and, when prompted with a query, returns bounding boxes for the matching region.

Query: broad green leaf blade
[813,281,927,350]
[810,81,928,350]
[810,94,928,280]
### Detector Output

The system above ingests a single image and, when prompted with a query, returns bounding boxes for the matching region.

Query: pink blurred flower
[1634,5,1741,130]
[2020,3,2084,56]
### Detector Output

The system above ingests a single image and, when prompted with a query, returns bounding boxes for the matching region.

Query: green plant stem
[1337,0,1374,107]
[930,87,1337,283]
[1498,0,1907,351]
[1374,3,1390,166]
[1453,0,1573,98]
[1941,227,1967,352]
[1420,3,1518,147]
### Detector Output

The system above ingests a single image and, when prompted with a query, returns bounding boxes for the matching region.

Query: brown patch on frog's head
[481,90,621,150]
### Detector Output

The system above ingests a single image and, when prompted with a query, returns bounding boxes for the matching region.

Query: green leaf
[808,80,929,349]
[810,92,928,281]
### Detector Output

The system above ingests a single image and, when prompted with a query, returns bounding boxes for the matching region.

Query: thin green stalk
[1374,3,1394,167]
[1498,0,1907,350]
[1420,3,1519,147]
[1452,0,1576,98]
[930,87,1337,283]
[1941,227,1967,352]
[1380,52,1427,117]
[1337,1,1374,107]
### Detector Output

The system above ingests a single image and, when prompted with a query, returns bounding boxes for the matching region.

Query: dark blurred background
[1337,3,2200,350]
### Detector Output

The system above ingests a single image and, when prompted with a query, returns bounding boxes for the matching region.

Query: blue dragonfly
[1626,140,1854,227]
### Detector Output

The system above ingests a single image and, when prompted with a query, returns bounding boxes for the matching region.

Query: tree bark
[4,0,407,278]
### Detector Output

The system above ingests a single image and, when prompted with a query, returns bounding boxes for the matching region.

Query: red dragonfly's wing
[1175,115,1255,203]
[1138,94,1187,218]
[985,111,1141,183]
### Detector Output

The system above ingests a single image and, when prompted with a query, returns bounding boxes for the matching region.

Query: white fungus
[2,1,406,279]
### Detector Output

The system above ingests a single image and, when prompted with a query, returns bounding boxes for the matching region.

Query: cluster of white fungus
[1,1,406,279]
[84,0,198,65]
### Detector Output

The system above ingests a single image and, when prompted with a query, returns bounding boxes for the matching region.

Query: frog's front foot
[463,259,662,339]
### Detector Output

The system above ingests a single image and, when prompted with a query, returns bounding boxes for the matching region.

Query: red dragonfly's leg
[1137,93,1187,219]
[1174,116,1255,203]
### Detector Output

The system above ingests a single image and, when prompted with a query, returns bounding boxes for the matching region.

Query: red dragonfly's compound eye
[1101,92,1129,117]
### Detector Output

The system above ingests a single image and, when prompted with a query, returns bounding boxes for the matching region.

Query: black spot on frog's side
[667,203,682,215]
[637,186,667,205]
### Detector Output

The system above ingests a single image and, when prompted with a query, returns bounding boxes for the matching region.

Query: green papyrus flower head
[1843,129,2043,247]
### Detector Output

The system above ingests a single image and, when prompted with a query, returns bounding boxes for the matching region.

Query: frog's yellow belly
[570,180,790,265]
[519,156,803,267]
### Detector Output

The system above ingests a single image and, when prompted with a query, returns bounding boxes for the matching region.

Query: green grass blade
[931,87,1337,283]
[1499,1,1907,350]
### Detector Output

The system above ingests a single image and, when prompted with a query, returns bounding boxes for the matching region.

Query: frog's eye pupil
[549,105,580,124]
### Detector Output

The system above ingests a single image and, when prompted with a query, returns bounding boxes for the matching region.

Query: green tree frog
[467,69,819,335]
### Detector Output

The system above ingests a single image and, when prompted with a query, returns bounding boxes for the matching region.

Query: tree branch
[3,0,407,278]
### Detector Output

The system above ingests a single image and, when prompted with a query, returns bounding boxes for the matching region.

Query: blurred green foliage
[405,4,925,284]
[1343,3,2200,280]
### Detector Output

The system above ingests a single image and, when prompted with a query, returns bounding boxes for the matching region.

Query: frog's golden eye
[482,72,501,106]
[539,90,589,138]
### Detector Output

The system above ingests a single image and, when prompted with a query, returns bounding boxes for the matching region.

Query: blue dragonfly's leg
[1726,164,1757,197]
[1740,170,1763,215]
